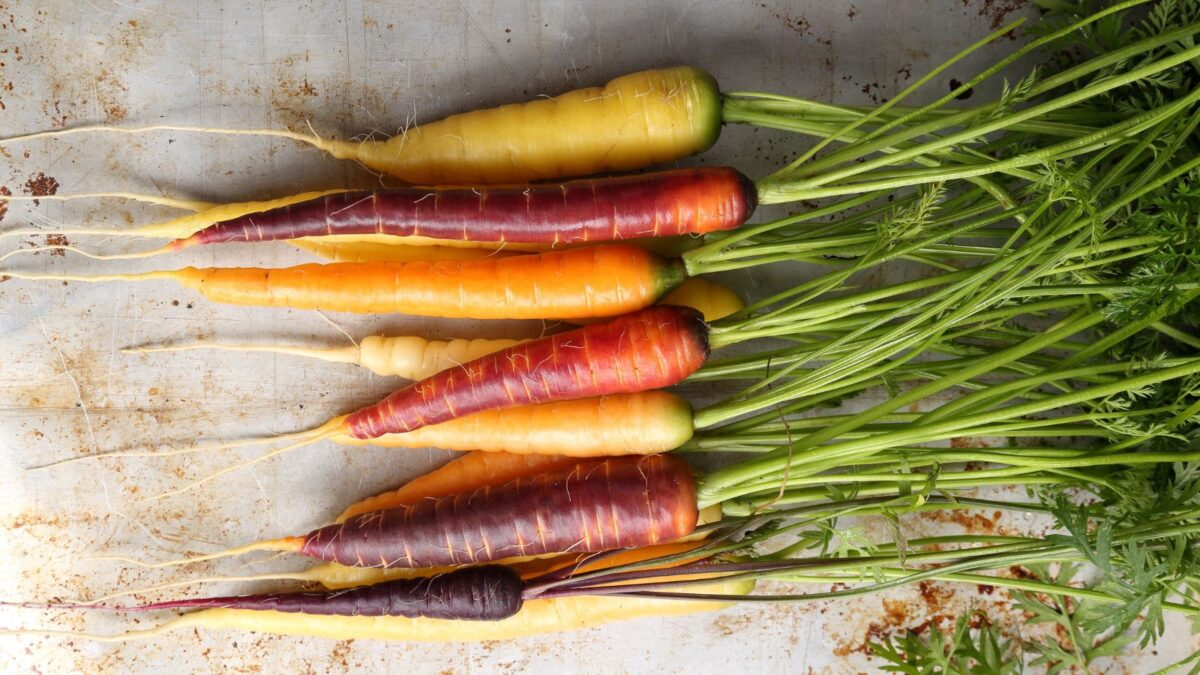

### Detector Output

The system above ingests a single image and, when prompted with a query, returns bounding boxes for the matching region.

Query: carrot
[336,393,694,471]
[289,238,519,263]
[99,566,525,621]
[127,334,525,380]
[655,277,744,322]
[38,307,706,494]
[332,305,707,435]
[1,67,722,184]
[296,453,698,568]
[119,278,738,377]
[175,578,751,641]
[0,190,348,245]
[304,539,712,591]
[338,452,588,522]
[9,545,751,642]
[3,245,685,319]
[65,448,717,608]
[311,452,717,589]
[291,234,702,262]
[88,168,751,255]
[3,167,751,262]
[117,454,700,570]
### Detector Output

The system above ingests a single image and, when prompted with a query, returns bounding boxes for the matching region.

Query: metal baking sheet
[0,0,1193,671]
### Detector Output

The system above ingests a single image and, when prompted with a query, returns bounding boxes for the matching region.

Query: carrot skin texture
[299,454,699,568]
[340,67,725,184]
[180,167,755,248]
[343,305,708,438]
[291,238,522,263]
[170,245,685,319]
[338,453,588,522]
[132,566,523,621]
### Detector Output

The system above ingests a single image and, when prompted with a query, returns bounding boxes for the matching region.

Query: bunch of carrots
[5,1,1200,664]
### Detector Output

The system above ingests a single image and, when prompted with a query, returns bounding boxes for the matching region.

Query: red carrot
[163,167,756,251]
[341,304,709,438]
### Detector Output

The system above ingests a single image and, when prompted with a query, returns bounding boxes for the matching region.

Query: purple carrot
[113,566,524,621]
[168,166,756,249]
[296,454,700,569]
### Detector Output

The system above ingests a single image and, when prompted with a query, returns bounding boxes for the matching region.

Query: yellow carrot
[1,67,723,184]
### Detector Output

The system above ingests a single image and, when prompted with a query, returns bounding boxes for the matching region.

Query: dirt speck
[104,103,127,121]
[974,0,1027,32]
[44,233,69,255]
[23,172,59,205]
[761,4,811,35]
[0,185,10,222]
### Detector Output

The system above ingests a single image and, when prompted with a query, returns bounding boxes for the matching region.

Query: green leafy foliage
[869,610,1020,674]
[1011,563,1136,673]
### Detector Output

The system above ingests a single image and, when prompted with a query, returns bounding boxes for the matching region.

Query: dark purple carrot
[124,566,524,621]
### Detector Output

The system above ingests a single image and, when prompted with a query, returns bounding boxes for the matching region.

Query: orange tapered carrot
[4,245,684,320]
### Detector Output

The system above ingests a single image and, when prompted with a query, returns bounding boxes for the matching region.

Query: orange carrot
[4,245,685,320]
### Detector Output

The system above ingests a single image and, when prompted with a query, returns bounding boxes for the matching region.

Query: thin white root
[0,244,171,263]
[0,622,190,642]
[138,431,341,503]
[84,538,300,570]
[26,425,337,470]
[0,193,212,211]
[122,342,360,365]
[1,124,319,147]
[0,226,170,240]
[82,571,315,604]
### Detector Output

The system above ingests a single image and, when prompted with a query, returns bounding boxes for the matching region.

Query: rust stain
[43,233,68,255]
[969,0,1028,32]
[22,171,58,205]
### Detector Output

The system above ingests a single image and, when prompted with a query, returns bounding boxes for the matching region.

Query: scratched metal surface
[0,0,1194,672]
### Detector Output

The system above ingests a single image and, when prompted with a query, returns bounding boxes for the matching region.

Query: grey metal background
[0,0,1193,672]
